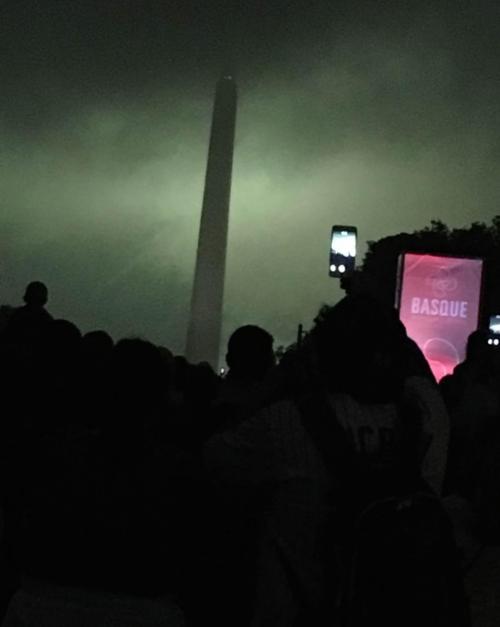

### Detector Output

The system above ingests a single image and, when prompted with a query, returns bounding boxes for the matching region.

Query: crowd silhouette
[0,281,498,626]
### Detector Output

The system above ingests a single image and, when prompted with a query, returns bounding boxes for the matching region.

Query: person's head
[81,330,114,369]
[23,281,48,307]
[465,329,489,362]
[312,294,407,401]
[226,325,275,381]
[82,330,114,354]
[111,338,169,415]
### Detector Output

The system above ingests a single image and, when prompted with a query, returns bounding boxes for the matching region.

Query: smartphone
[329,225,357,277]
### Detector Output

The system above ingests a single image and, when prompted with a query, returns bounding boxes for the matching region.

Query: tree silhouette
[355,217,500,325]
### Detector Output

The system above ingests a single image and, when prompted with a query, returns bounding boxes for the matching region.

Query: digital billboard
[397,253,483,381]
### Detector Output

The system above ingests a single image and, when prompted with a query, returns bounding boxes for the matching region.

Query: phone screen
[489,315,500,334]
[331,228,356,257]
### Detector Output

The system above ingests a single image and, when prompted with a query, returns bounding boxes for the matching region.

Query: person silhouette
[225,325,275,384]
[6,281,53,344]
[211,325,277,434]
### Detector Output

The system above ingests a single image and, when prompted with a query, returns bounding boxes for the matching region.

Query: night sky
[1,0,500,355]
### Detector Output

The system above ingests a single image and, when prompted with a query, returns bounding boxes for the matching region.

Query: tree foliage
[357,217,500,324]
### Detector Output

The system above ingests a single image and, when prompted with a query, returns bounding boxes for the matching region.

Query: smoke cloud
[1,1,499,355]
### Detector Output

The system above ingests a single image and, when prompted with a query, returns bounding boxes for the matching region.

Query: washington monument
[186,76,237,368]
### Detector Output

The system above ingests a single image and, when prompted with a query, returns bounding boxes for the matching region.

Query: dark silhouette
[0,281,481,626]
[225,324,275,382]
[441,329,500,545]
[305,295,467,626]
[211,324,278,433]
[82,329,114,355]
[5,281,53,345]
[204,296,465,627]
[193,326,278,627]
[0,305,15,335]
[351,217,500,326]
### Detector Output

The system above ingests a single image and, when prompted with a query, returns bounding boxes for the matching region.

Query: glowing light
[494,338,499,346]
[330,264,336,272]
[331,232,356,257]
[488,338,493,345]
[398,253,483,381]
[339,264,346,273]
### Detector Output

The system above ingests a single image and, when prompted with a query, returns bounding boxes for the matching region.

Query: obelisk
[185,76,237,368]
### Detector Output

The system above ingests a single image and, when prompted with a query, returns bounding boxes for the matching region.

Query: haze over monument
[1,2,499,352]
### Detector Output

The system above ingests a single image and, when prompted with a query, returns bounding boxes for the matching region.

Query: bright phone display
[329,226,357,277]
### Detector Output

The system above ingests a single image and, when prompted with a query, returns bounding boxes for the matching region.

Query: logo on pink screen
[398,253,483,381]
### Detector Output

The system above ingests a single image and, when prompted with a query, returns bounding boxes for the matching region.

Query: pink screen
[398,253,483,381]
